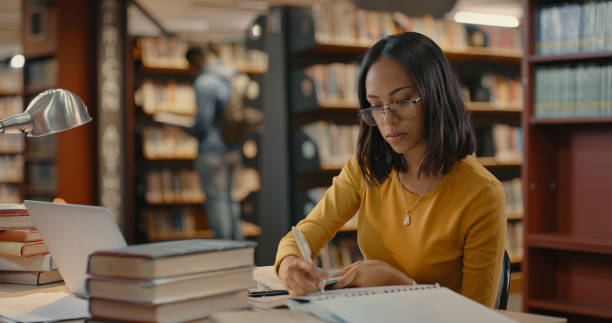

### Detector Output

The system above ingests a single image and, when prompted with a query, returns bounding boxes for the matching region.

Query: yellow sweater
[275,155,506,307]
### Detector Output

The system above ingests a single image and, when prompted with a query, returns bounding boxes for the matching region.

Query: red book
[0,204,27,215]
[0,230,41,242]
[0,204,34,229]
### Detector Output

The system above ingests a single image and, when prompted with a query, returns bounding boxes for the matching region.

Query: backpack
[216,72,263,144]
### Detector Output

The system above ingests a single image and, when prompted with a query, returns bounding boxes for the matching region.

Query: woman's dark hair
[357,32,475,186]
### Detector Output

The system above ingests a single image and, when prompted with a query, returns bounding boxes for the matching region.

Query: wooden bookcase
[521,0,612,321]
[21,0,96,205]
[125,37,266,243]
[258,5,525,268]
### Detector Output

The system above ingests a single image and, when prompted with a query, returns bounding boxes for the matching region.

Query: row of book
[25,58,57,90]
[0,134,24,154]
[0,155,24,182]
[137,37,190,69]
[0,205,62,286]
[301,121,359,170]
[0,185,20,204]
[26,163,57,192]
[304,63,359,106]
[318,236,363,270]
[506,221,524,263]
[216,42,268,72]
[136,80,196,116]
[86,239,256,322]
[502,178,523,217]
[311,2,521,51]
[465,74,523,108]
[142,208,199,237]
[0,96,22,118]
[0,66,22,93]
[534,64,612,118]
[142,126,198,160]
[145,169,205,204]
[476,124,523,162]
[536,1,612,55]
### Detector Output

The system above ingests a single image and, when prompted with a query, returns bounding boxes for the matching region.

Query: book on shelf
[0,253,56,271]
[461,74,523,109]
[143,208,200,237]
[86,266,253,304]
[0,185,20,204]
[296,121,359,172]
[89,289,248,322]
[215,42,268,73]
[475,124,523,162]
[535,64,612,118]
[0,241,47,257]
[0,269,62,286]
[506,222,524,262]
[306,2,521,52]
[0,133,25,154]
[87,239,256,279]
[319,237,363,270]
[0,65,23,93]
[536,1,612,55]
[0,155,24,183]
[145,169,205,204]
[502,178,523,217]
[135,79,196,115]
[0,97,24,119]
[137,37,190,69]
[303,63,359,107]
[24,58,57,90]
[142,125,198,160]
[0,230,42,242]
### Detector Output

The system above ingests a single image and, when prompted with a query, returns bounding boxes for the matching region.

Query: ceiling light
[9,54,24,69]
[454,11,519,28]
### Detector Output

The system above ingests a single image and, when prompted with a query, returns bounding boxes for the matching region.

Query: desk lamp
[0,89,92,136]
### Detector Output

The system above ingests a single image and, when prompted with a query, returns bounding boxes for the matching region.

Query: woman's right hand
[278,255,329,297]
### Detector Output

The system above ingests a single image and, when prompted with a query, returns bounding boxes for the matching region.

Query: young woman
[275,32,506,307]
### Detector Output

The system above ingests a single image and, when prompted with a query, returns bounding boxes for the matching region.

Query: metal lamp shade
[0,89,92,137]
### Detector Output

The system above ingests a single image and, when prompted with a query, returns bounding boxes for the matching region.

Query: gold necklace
[398,174,433,226]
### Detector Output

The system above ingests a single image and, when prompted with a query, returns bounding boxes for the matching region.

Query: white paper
[0,291,88,323]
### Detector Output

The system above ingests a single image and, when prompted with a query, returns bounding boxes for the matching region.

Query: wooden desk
[0,282,566,323]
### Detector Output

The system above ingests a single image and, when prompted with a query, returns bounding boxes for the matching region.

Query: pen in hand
[292,226,326,293]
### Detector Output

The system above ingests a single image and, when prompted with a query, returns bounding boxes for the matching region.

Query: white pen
[292,226,325,293]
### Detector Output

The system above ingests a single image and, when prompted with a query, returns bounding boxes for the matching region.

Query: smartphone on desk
[249,277,340,297]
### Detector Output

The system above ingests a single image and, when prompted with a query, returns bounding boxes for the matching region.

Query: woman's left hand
[331,259,416,289]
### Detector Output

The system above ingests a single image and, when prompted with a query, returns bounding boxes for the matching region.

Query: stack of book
[86,239,256,322]
[0,204,61,285]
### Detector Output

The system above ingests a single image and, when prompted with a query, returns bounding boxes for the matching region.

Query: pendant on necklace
[403,212,411,226]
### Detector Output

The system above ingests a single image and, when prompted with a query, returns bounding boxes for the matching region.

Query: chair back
[495,250,511,309]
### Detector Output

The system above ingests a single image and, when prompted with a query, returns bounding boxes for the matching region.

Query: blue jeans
[196,150,243,240]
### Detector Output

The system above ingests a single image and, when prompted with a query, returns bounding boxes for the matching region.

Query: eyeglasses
[359,96,421,126]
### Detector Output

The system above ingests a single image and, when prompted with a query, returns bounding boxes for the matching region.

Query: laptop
[24,200,127,297]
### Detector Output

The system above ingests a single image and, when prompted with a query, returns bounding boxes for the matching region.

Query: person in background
[185,45,243,240]
[275,32,506,307]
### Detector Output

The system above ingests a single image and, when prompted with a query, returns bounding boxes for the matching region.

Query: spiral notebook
[288,284,516,323]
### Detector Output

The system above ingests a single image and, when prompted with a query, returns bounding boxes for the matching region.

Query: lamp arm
[0,112,33,135]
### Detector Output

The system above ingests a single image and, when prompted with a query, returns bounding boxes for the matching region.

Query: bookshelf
[20,0,96,205]
[258,4,525,270]
[0,66,24,204]
[522,0,612,321]
[127,37,206,243]
[127,37,267,243]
